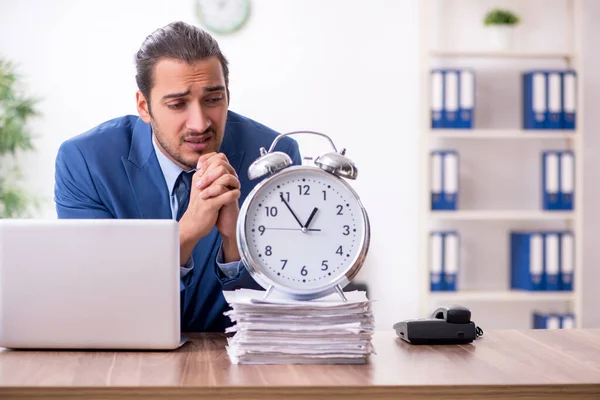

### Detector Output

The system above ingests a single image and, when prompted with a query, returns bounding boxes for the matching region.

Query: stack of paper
[223,289,375,365]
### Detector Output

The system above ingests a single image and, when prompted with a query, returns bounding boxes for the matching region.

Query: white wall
[0,0,420,329]
[1,0,599,330]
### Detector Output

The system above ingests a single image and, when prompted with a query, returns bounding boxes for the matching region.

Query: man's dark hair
[134,21,229,111]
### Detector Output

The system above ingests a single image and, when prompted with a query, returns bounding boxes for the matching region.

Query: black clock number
[336,205,344,215]
[298,185,310,195]
[280,192,290,202]
[321,260,329,271]
[265,246,272,256]
[280,259,288,270]
[301,266,308,276]
[266,206,278,217]
[258,225,266,235]
[336,246,343,256]
[322,190,327,201]
[343,225,350,235]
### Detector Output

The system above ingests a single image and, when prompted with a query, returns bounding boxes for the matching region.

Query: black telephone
[393,305,484,345]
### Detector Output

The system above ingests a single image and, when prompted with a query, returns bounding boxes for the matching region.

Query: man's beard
[151,120,222,170]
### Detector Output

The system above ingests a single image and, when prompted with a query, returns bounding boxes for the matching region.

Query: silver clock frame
[236,131,371,302]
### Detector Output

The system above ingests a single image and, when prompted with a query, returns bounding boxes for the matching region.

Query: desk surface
[1,329,600,399]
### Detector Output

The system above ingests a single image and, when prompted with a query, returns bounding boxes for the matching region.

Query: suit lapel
[122,119,172,219]
[221,117,246,178]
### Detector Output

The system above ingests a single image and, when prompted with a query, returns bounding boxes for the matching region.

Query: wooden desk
[1,329,599,399]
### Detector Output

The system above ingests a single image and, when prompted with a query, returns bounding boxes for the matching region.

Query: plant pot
[485,25,515,50]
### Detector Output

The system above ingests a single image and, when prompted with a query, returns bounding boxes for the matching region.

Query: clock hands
[304,207,319,229]
[279,193,304,229]
[277,194,321,234]
[264,227,321,232]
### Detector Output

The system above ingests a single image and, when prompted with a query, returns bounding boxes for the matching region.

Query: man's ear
[136,91,151,123]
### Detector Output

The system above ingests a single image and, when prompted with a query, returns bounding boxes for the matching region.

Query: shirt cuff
[216,243,241,278]
[180,255,194,278]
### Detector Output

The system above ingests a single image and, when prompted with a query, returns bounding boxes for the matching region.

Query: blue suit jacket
[54,111,301,332]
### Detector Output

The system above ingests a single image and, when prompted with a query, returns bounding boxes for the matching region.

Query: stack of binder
[431,68,475,129]
[510,231,574,291]
[533,312,575,329]
[542,150,574,210]
[430,150,459,210]
[223,289,375,365]
[522,70,577,130]
[430,231,460,291]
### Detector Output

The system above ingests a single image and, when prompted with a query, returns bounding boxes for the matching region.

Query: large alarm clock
[236,131,370,301]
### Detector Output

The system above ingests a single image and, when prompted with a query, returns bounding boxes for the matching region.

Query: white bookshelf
[429,290,575,302]
[418,0,584,328]
[430,210,575,221]
[430,129,579,140]
[429,50,577,60]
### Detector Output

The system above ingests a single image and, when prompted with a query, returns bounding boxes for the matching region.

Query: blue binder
[511,232,544,291]
[561,70,577,129]
[546,71,562,129]
[533,311,547,329]
[442,231,459,291]
[431,151,459,211]
[560,313,575,329]
[547,313,561,329]
[542,151,561,210]
[560,231,574,291]
[559,151,574,210]
[457,69,475,129]
[429,232,444,291]
[430,151,443,210]
[523,71,547,130]
[533,312,561,329]
[442,151,458,210]
[431,69,444,129]
[443,69,459,128]
[544,232,560,291]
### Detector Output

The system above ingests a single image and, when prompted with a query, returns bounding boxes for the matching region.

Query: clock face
[240,167,368,292]
[196,0,250,35]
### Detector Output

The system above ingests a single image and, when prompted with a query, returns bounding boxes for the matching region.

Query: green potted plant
[483,8,521,50]
[0,59,39,218]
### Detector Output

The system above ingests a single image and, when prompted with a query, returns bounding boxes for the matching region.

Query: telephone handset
[431,305,472,324]
[393,305,484,345]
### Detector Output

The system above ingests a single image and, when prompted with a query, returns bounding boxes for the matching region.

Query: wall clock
[196,0,251,35]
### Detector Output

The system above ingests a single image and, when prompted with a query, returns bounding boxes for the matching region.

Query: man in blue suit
[54,21,301,332]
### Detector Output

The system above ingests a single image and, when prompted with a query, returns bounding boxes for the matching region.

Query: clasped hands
[179,152,241,265]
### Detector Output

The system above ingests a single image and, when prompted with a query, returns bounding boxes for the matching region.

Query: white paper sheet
[222,289,375,365]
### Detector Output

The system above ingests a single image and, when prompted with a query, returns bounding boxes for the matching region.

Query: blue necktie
[174,171,194,221]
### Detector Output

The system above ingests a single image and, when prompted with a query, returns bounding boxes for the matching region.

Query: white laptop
[0,219,183,350]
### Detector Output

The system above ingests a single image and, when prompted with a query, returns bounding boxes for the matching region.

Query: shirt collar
[152,133,195,196]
